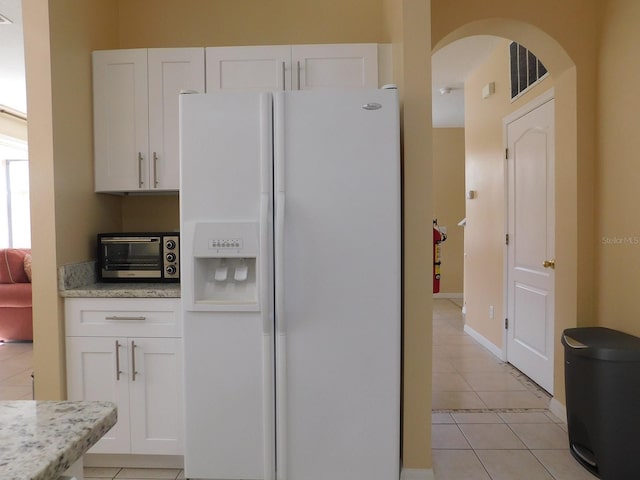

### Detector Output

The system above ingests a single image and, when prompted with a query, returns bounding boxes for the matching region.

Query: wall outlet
[489,305,494,319]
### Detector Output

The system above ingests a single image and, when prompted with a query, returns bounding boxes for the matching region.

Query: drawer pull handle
[115,340,123,381]
[131,340,138,381]
[138,152,144,188]
[153,151,159,188]
[105,316,146,321]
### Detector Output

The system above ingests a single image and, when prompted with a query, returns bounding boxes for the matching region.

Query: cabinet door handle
[105,316,146,321]
[296,61,301,90]
[153,152,159,188]
[115,340,123,381]
[131,340,138,381]
[138,152,144,188]
[282,61,286,91]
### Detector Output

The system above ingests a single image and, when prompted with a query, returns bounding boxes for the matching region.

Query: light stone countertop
[58,260,180,298]
[0,400,117,480]
[59,282,180,298]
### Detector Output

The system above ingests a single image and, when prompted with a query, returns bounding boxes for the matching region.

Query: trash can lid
[562,327,640,361]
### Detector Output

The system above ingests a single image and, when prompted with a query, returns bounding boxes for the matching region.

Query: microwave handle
[101,237,160,243]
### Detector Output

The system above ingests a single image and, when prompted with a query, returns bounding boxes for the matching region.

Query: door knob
[543,259,555,269]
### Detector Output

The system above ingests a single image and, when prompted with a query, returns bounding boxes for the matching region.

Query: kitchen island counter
[0,400,117,480]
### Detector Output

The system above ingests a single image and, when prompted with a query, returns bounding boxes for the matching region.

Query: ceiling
[432,35,504,127]
[0,1,502,125]
[0,0,26,114]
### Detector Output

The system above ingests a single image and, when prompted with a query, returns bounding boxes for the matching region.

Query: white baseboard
[463,324,505,361]
[83,454,183,469]
[549,397,567,423]
[401,468,435,480]
[433,292,463,299]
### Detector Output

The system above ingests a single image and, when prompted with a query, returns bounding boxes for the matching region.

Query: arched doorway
[432,18,578,418]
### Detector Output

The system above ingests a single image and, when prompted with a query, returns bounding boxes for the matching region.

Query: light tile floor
[1,303,595,479]
[0,341,33,400]
[83,467,185,480]
[432,298,595,480]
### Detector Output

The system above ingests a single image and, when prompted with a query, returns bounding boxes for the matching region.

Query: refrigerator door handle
[259,92,273,336]
[281,61,286,91]
[260,192,271,336]
[274,91,286,336]
[275,191,285,335]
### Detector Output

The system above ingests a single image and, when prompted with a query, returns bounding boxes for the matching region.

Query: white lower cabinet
[65,298,182,455]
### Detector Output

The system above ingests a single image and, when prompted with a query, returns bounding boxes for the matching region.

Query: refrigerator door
[274,89,401,480]
[180,92,274,480]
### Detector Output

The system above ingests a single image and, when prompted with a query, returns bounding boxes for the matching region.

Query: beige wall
[596,0,640,336]
[432,0,598,401]
[392,0,433,470]
[117,0,385,47]
[24,0,391,399]
[463,39,553,348]
[115,0,389,232]
[24,0,124,399]
[121,195,179,232]
[383,0,435,469]
[27,0,626,472]
[25,0,436,472]
[432,128,464,294]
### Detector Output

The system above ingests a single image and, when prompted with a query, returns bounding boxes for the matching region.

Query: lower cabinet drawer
[65,297,183,456]
[65,298,181,337]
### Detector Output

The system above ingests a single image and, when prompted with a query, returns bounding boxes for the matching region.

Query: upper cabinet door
[148,48,205,191]
[93,49,149,192]
[292,44,378,90]
[206,45,292,92]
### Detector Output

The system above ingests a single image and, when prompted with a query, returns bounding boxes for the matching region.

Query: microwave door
[102,238,162,278]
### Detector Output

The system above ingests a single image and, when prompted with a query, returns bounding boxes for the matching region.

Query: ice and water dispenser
[189,222,260,309]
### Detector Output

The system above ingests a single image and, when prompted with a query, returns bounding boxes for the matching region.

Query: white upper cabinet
[94,44,381,193]
[93,49,148,192]
[93,48,205,193]
[292,44,379,90]
[206,43,379,92]
[206,45,292,91]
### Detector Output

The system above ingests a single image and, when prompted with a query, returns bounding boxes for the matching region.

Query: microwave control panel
[163,235,181,279]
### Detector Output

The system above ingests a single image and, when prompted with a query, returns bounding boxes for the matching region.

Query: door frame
[502,88,555,373]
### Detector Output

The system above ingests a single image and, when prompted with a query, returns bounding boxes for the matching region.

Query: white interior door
[506,94,555,393]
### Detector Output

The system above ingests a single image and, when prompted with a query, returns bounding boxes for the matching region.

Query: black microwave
[97,232,180,282]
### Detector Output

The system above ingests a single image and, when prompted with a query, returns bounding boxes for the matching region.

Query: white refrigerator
[180,89,401,480]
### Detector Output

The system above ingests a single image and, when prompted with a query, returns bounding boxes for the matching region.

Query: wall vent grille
[509,41,548,100]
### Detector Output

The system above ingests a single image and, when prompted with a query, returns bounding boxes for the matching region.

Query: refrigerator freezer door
[274,89,401,480]
[180,92,274,480]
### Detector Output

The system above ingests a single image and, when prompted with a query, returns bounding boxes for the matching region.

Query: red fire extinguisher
[433,219,447,293]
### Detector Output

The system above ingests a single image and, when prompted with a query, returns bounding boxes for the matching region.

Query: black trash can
[562,327,640,480]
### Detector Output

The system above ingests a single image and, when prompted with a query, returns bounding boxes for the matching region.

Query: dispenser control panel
[188,221,261,310]
[209,238,244,250]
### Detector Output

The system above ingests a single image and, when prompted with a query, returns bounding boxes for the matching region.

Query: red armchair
[0,248,33,342]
